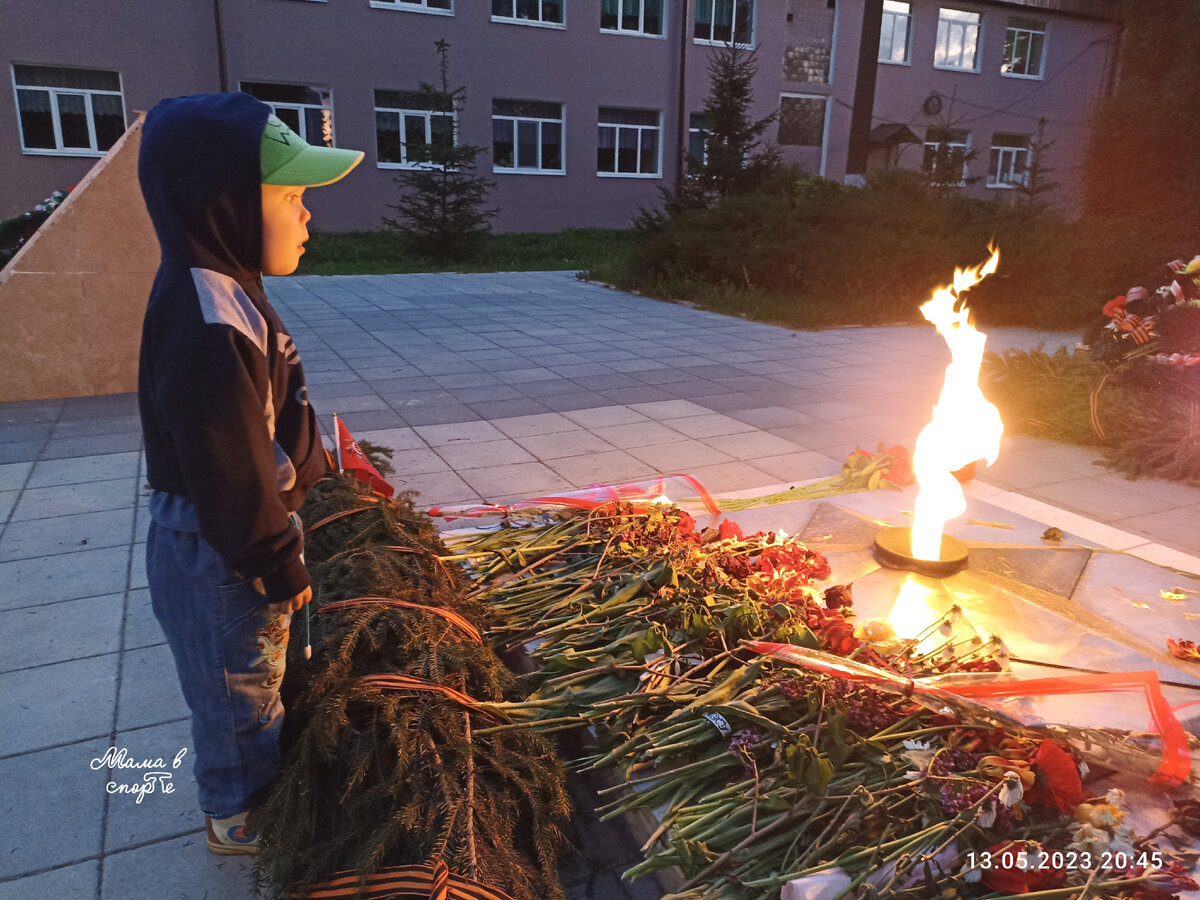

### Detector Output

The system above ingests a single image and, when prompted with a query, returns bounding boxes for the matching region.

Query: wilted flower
[1069,823,1110,857]
[857,617,896,644]
[998,771,1025,807]
[1106,788,1126,807]
[901,739,936,772]
[977,800,998,828]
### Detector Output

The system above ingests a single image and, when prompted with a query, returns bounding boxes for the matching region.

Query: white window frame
[924,130,971,186]
[369,0,453,14]
[492,101,565,175]
[878,1,911,65]
[601,0,667,39]
[1002,17,1046,79]
[12,66,125,157]
[688,112,709,164]
[491,0,565,28]
[241,81,334,147]
[375,100,457,170]
[596,108,662,178]
[987,135,1029,188]
[934,8,982,72]
[694,0,755,48]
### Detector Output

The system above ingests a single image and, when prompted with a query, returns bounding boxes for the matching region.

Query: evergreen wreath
[253,475,570,900]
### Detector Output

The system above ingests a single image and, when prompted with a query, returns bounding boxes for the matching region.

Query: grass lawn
[296,228,635,276]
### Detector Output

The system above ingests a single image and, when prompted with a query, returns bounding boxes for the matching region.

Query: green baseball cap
[260,114,363,187]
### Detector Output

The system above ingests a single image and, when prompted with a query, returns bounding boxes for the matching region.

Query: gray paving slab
[39,433,142,460]
[0,593,124,673]
[51,413,143,439]
[0,858,99,899]
[0,440,45,465]
[1,421,53,444]
[102,718,198,852]
[99,833,255,900]
[0,398,62,425]
[0,653,118,755]
[10,478,139,522]
[122,587,166,651]
[398,404,481,426]
[0,545,131,610]
[0,736,109,879]
[26,451,141,488]
[116,644,189,732]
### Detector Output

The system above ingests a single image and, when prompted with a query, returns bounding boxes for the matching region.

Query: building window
[369,0,452,12]
[778,95,826,147]
[601,0,664,36]
[375,89,455,168]
[988,133,1029,187]
[13,64,126,155]
[1002,17,1046,78]
[241,81,333,147]
[492,99,563,173]
[688,113,709,163]
[878,1,911,63]
[492,0,563,26]
[695,0,754,46]
[924,127,971,185]
[934,8,981,71]
[597,108,660,177]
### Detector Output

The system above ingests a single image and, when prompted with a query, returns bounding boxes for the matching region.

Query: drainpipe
[1103,0,1125,97]
[214,0,229,92]
[674,0,690,197]
[845,0,884,177]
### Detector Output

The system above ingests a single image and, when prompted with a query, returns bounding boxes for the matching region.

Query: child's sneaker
[205,809,261,855]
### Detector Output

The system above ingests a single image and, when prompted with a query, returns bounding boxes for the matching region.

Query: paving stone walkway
[1,271,1198,899]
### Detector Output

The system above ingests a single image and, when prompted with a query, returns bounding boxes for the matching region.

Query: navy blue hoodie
[137,93,325,603]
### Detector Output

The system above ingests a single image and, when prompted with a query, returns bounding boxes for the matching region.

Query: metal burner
[873,525,968,577]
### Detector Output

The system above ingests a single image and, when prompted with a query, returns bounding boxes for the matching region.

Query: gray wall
[1,0,1119,233]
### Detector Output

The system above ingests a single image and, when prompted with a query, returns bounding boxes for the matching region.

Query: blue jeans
[146,518,292,819]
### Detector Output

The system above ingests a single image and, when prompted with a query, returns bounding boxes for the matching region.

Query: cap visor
[261,146,365,187]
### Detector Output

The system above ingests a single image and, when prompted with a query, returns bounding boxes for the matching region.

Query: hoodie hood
[139,92,271,280]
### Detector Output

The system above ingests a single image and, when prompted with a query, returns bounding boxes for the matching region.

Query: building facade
[2,0,1121,234]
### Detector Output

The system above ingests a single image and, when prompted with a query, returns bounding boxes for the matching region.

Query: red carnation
[981,841,1065,894]
[717,519,743,541]
[1024,740,1084,814]
[821,615,860,656]
[882,445,914,486]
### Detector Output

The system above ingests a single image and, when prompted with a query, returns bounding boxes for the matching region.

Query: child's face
[260,184,312,276]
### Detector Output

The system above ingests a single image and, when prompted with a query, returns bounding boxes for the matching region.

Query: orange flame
[910,246,1003,561]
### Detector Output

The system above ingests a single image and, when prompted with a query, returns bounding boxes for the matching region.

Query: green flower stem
[876,725,960,743]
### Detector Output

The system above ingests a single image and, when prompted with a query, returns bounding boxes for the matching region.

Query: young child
[137,92,362,853]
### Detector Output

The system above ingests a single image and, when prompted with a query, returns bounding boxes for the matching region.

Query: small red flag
[334,415,395,498]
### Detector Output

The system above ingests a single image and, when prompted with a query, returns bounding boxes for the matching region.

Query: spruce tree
[692,42,781,200]
[637,42,781,229]
[383,40,497,263]
[1014,118,1059,211]
[920,116,977,194]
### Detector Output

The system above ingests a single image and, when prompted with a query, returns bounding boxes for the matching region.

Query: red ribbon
[748,641,1193,787]
[429,473,720,519]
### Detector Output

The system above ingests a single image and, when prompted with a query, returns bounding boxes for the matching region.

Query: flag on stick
[333,414,395,498]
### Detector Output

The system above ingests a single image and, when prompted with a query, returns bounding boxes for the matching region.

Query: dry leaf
[1130,601,1150,609]
[1160,588,1188,603]
[1167,639,1200,661]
